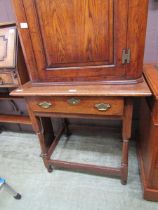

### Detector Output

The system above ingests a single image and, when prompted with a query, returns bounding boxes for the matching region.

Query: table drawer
[28,97,124,116]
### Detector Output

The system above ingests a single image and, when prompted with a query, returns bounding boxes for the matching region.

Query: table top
[144,64,158,99]
[10,76,151,97]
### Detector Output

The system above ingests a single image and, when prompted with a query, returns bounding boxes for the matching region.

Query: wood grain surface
[10,77,151,97]
[28,96,124,116]
[12,0,149,84]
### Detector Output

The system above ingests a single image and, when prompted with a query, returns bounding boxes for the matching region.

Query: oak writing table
[11,79,151,184]
[11,0,149,184]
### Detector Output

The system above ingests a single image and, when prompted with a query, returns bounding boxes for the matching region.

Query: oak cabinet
[12,0,148,84]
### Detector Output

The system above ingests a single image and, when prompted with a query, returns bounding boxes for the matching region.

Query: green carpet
[0,127,158,210]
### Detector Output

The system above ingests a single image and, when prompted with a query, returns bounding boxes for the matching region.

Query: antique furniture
[11,81,151,184]
[0,22,31,126]
[12,0,148,85]
[138,65,158,201]
[11,0,150,184]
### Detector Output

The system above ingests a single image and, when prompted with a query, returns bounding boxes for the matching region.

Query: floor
[0,126,158,210]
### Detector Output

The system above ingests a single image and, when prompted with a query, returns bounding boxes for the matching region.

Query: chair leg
[3,182,21,199]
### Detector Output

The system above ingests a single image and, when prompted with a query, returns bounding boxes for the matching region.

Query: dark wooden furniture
[137,65,158,201]
[11,81,151,184]
[12,0,148,85]
[11,0,151,184]
[0,22,31,126]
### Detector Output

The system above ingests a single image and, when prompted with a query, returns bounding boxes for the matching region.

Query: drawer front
[29,97,124,116]
[0,72,18,86]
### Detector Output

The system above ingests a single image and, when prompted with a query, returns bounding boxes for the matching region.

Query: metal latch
[122,49,131,64]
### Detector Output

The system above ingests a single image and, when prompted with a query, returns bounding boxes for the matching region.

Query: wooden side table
[137,64,158,201]
[11,79,151,184]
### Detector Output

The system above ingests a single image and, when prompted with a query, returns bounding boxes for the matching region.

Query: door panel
[21,0,128,83]
[35,0,114,68]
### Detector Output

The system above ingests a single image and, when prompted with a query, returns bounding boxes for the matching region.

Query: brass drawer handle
[38,101,52,109]
[67,98,80,105]
[95,103,111,111]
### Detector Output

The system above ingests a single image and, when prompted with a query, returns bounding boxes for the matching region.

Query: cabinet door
[0,27,16,68]
[14,0,129,83]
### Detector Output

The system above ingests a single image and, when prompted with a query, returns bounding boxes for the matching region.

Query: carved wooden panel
[0,27,16,68]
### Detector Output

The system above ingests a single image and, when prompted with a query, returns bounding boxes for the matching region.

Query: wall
[0,0,15,22]
[145,0,158,63]
[0,0,158,132]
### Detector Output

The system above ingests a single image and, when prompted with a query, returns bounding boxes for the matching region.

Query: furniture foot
[47,165,54,173]
[121,179,127,185]
[14,193,22,200]
[120,164,128,185]
[120,163,128,185]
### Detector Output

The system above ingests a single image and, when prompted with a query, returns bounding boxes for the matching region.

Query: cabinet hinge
[122,49,131,64]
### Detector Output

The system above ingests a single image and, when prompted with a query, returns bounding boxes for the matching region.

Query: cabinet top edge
[10,77,151,97]
[144,64,158,99]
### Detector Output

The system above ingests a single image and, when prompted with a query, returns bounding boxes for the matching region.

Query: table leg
[26,99,55,171]
[121,98,133,185]
[63,118,72,137]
